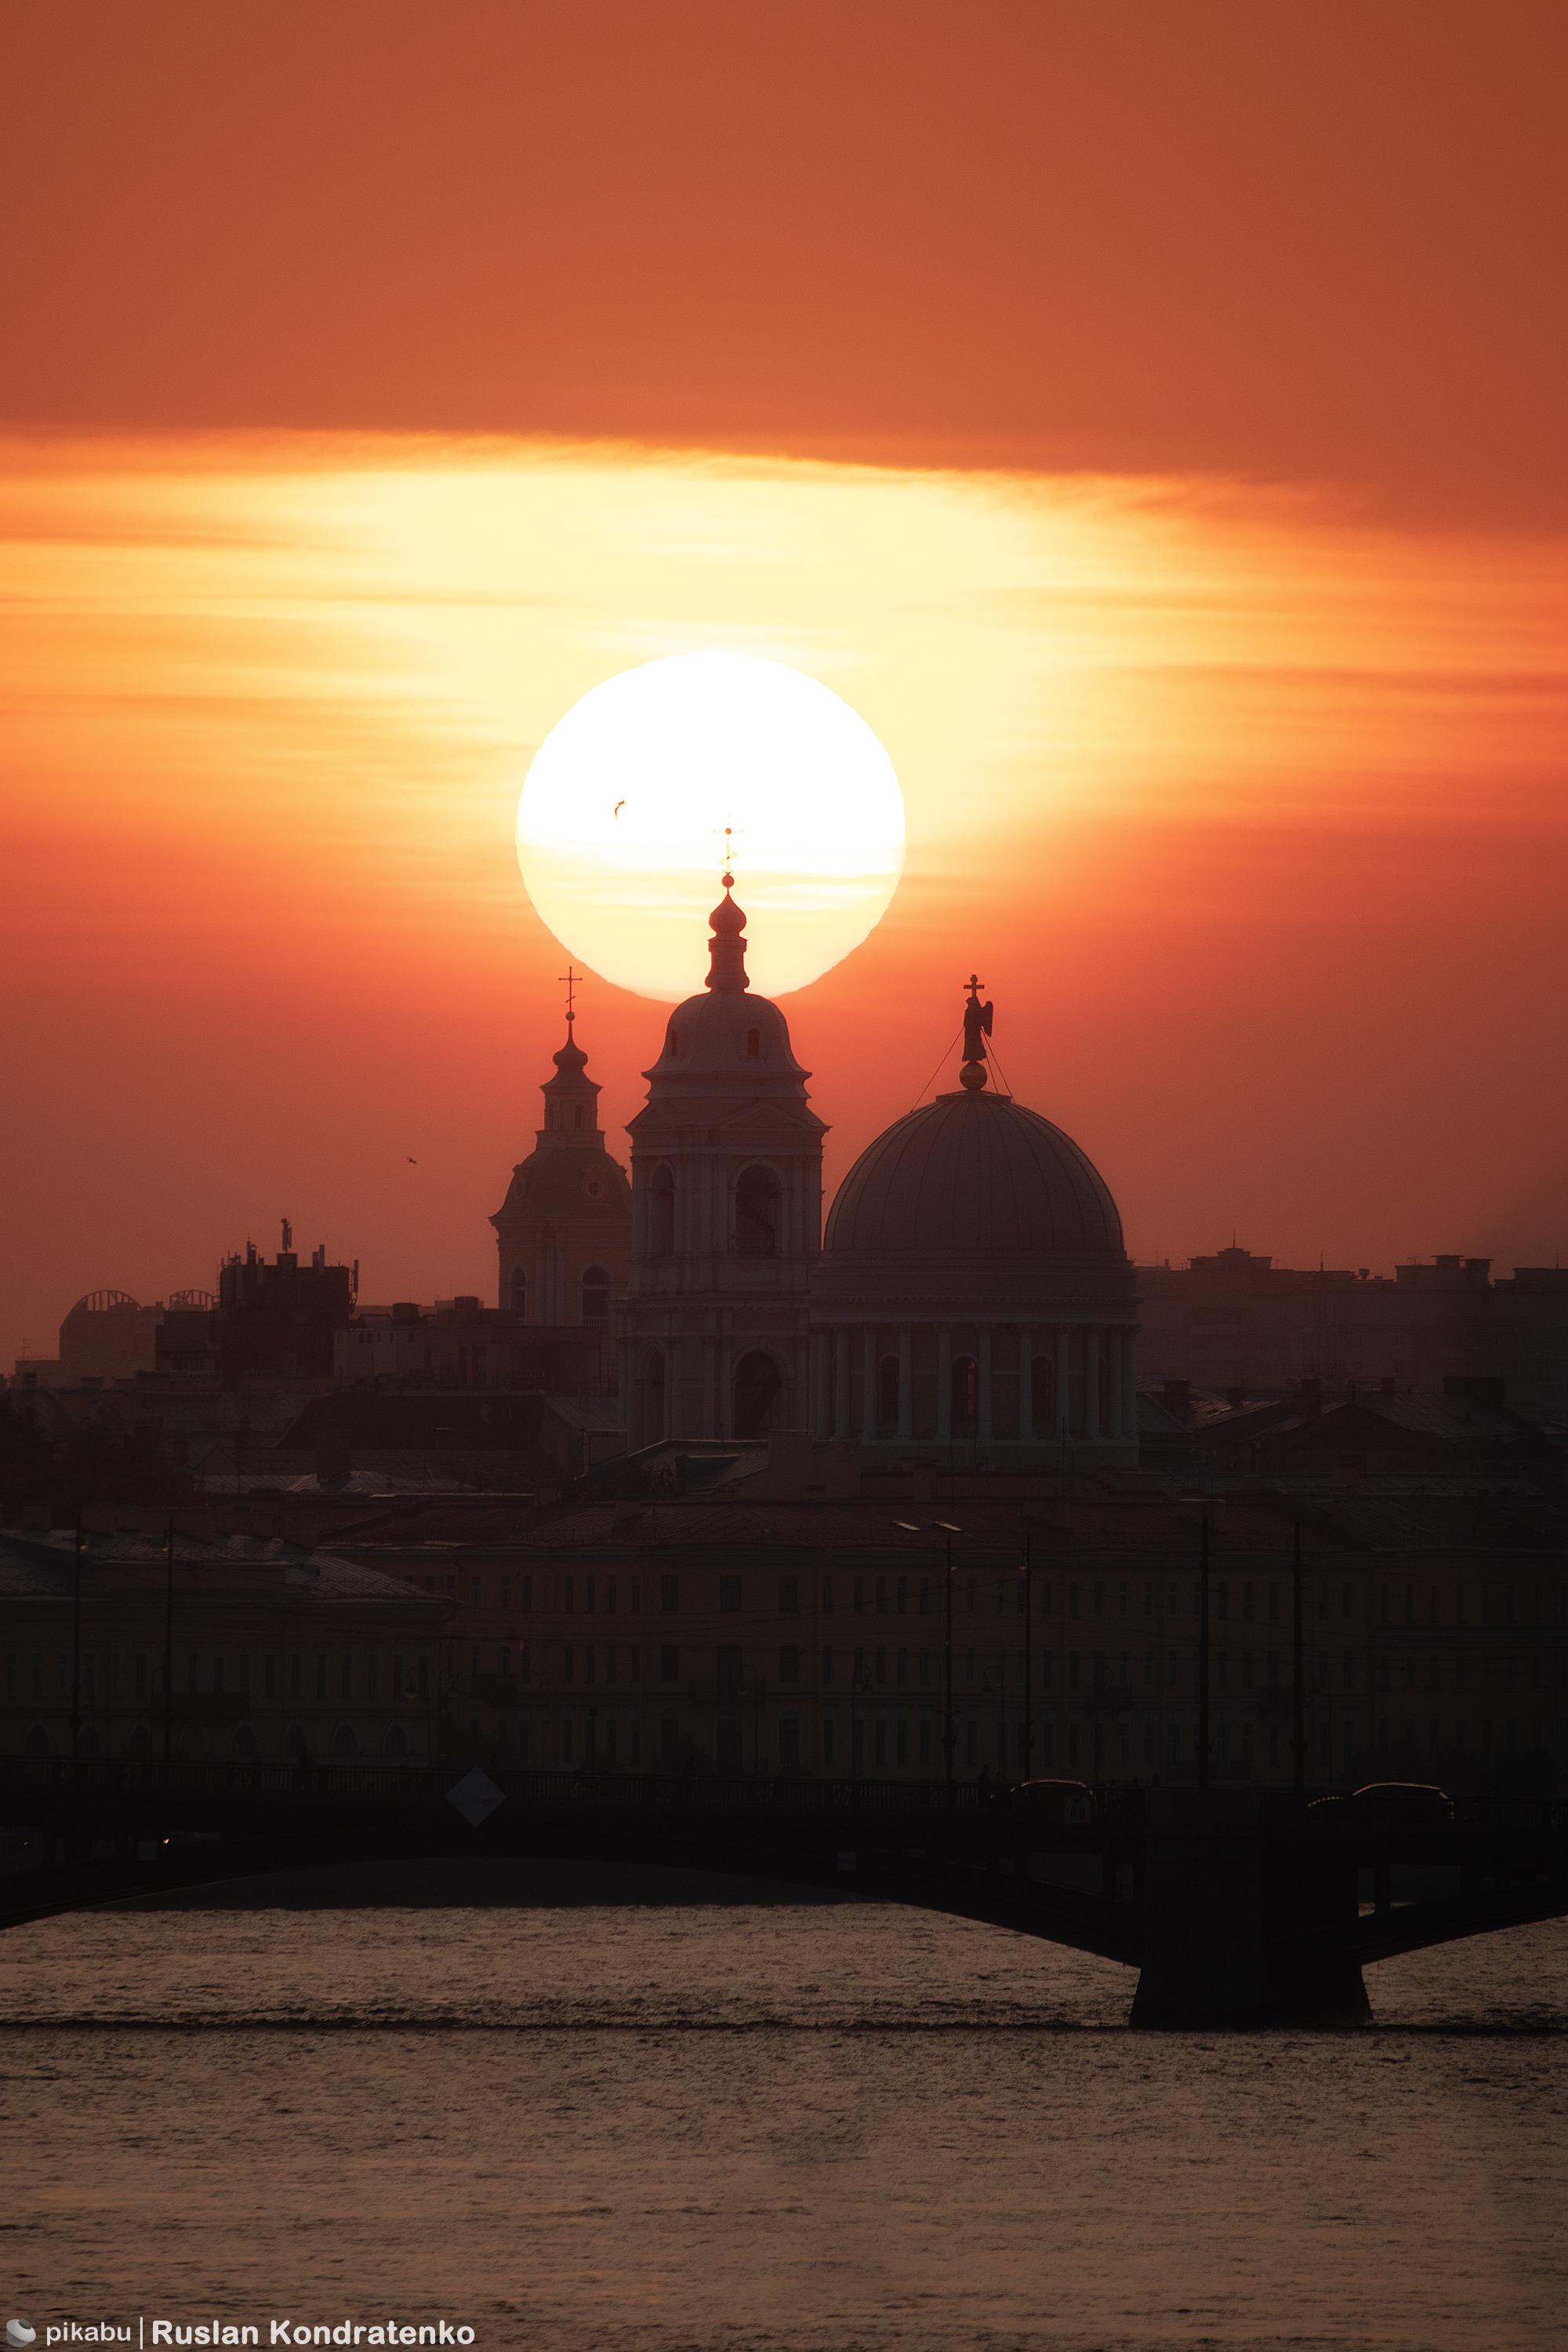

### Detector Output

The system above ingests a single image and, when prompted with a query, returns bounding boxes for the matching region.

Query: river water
[2,1860,1563,2352]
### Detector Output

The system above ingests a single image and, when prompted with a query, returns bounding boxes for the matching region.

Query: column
[936,1325,953,1443]
[702,1334,717,1438]
[669,1341,684,1440]
[897,1323,913,1443]
[1085,1325,1102,1440]
[1055,1324,1070,1439]
[623,1342,639,1450]
[1122,1324,1138,1442]
[862,1327,878,1443]
[1108,1329,1123,1439]
[717,1333,733,1439]
[978,1325,993,1444]
[833,1327,851,1439]
[1018,1326,1033,1446]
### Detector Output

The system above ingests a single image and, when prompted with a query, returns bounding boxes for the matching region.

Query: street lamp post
[1291,1519,1306,1798]
[1197,1514,1211,1794]
[162,1515,176,1769]
[1018,1535,1033,1782]
[71,1518,84,1768]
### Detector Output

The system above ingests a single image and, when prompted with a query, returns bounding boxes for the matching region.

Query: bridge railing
[0,1755,994,1817]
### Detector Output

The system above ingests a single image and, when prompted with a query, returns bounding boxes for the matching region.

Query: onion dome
[637,888,814,1098]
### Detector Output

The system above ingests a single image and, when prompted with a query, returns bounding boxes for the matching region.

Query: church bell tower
[619,884,826,1448]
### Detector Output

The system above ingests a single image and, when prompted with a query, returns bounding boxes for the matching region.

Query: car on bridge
[1308,1781,1454,1828]
[1000,1779,1098,1827]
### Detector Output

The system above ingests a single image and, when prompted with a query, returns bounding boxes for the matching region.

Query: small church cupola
[489,968,631,1332]
[539,1029,601,1141]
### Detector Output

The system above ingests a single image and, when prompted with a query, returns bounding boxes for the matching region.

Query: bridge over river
[3,1759,1563,2026]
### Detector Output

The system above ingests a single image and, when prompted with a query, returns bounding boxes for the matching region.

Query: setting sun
[514,651,906,1000]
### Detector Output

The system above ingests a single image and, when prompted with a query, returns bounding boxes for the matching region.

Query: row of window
[454,1643,1399,1695]
[456,1571,1568,1628]
[20,1719,418,1760]
[459,1708,1378,1776]
[506,1266,612,1321]
[2,1652,431,1702]
[443,1572,1363,1621]
[1378,1581,1566,1628]
[1381,1651,1563,1693]
[31,1704,1565,1774]
[23,1639,1559,1711]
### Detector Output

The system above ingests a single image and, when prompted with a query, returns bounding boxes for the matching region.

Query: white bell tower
[619,885,826,1448]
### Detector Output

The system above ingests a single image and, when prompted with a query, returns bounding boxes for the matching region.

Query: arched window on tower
[951,1354,979,1433]
[641,1348,666,1440]
[1031,1356,1056,1439]
[734,1350,782,1437]
[878,1353,901,1434]
[510,1267,528,1316]
[580,1265,609,1324]
[735,1163,779,1258]
[573,1103,585,1130]
[648,1167,676,1257]
[746,1026,760,1058]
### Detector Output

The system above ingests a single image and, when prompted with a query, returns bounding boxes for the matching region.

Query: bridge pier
[1131,1788,1369,2029]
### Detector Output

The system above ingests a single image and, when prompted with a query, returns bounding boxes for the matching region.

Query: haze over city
[3,5,1566,1371]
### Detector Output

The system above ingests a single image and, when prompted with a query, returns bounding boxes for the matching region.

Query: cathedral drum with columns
[808,981,1139,1469]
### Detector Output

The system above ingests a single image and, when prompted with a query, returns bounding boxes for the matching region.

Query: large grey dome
[825,1088,1123,1261]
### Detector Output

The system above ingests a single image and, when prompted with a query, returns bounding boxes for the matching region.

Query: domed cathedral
[489,1007,632,1338]
[810,978,1139,1470]
[619,883,826,1447]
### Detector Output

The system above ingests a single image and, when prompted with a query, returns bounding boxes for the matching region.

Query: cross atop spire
[713,815,742,894]
[558,963,579,1032]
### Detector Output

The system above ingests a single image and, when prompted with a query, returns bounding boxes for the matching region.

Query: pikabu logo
[8,2325,38,2348]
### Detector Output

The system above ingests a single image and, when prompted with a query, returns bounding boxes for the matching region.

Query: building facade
[0,1519,450,1762]
[1136,1245,1568,1419]
[344,1491,1568,1788]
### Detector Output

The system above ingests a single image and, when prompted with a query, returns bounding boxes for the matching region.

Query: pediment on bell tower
[718,1099,828,1144]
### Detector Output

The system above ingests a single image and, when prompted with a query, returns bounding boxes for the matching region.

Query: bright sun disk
[515,652,906,1000]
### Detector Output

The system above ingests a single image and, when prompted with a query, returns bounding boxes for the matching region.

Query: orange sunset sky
[2,2,1566,1366]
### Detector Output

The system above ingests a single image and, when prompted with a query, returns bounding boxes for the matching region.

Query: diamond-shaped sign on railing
[446,1766,506,1828]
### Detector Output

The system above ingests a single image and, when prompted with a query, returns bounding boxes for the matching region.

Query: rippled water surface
[2,1860,1564,2352]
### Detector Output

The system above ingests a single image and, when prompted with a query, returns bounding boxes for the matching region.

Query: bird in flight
[408,1157,417,1164]
[613,799,626,818]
